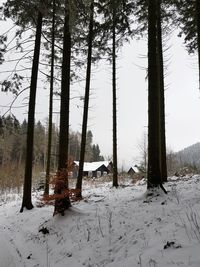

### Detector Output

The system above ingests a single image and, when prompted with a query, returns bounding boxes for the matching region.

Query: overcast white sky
[1,16,200,169]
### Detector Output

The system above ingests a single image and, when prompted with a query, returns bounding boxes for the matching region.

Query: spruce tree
[157,0,167,182]
[44,0,56,195]
[98,0,134,187]
[54,0,72,214]
[147,0,162,188]
[174,0,200,89]
[20,10,43,212]
[135,0,170,187]
[76,0,94,199]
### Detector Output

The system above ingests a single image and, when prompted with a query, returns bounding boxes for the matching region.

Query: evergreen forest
[1,1,200,266]
[0,0,199,213]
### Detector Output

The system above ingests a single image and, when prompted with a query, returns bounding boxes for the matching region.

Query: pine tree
[147,0,162,188]
[135,0,169,187]
[44,0,56,195]
[76,0,95,198]
[54,0,72,214]
[111,0,118,187]
[3,0,51,211]
[157,0,167,182]
[98,0,134,187]
[174,0,200,89]
[20,10,43,212]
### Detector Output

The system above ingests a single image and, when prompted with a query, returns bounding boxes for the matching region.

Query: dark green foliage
[135,0,175,37]
[0,117,25,166]
[85,130,93,161]
[3,0,49,28]
[68,130,103,162]
[34,121,46,166]
[0,115,103,171]
[0,35,7,64]
[92,144,104,161]
[68,131,81,160]
[174,0,197,53]
[0,74,24,95]
[97,0,135,55]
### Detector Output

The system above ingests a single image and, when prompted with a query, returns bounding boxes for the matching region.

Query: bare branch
[0,25,16,36]
[2,86,29,117]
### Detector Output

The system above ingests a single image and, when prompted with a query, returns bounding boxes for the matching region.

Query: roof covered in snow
[128,166,140,173]
[74,161,111,172]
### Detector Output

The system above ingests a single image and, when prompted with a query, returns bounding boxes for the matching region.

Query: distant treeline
[0,115,104,172]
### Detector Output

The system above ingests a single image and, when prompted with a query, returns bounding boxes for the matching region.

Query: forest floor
[0,175,200,267]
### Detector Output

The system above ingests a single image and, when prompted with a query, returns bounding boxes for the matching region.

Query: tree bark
[76,0,94,198]
[157,0,168,182]
[112,2,118,187]
[44,0,55,195]
[20,11,43,212]
[147,0,162,188]
[54,0,71,214]
[195,0,200,90]
[58,0,71,173]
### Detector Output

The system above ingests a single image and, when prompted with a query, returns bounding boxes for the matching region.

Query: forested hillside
[175,142,200,169]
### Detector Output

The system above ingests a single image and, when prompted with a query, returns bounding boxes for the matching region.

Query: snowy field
[1,175,200,267]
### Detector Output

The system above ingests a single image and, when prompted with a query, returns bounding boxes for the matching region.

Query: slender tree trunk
[58,4,70,173]
[112,2,118,187]
[44,0,55,195]
[20,11,43,212]
[157,0,167,182]
[147,0,162,188]
[58,0,71,173]
[196,0,200,90]
[76,0,94,198]
[54,0,71,214]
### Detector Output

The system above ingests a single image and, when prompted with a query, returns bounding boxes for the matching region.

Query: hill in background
[175,142,200,167]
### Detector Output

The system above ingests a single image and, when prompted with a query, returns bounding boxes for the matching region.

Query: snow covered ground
[1,175,200,267]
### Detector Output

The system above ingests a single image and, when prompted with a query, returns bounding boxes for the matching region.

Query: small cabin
[127,166,140,176]
[72,161,112,178]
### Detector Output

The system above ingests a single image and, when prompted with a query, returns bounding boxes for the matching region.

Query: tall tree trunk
[58,0,71,172]
[20,11,43,212]
[54,0,71,214]
[76,0,94,198]
[147,0,162,188]
[195,0,200,89]
[44,0,55,195]
[112,2,118,187]
[157,0,167,182]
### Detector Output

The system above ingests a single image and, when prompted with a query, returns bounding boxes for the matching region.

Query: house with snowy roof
[127,166,140,176]
[72,161,113,178]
